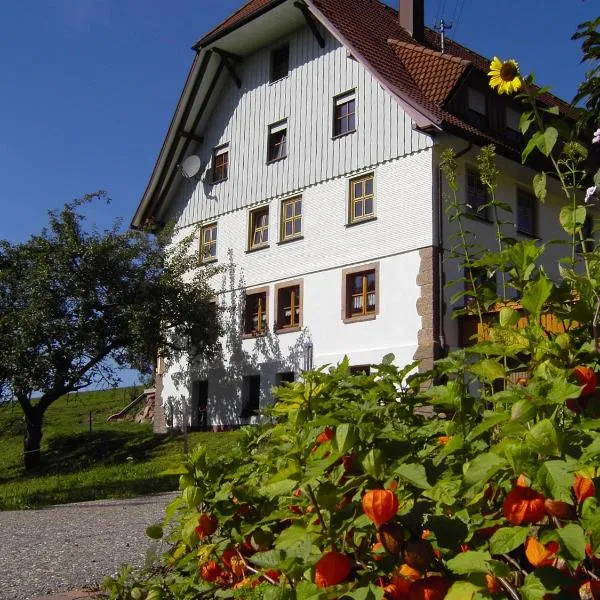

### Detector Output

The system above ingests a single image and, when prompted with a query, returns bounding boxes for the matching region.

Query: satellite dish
[180,155,202,179]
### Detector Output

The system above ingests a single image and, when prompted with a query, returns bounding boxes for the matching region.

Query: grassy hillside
[0,387,241,510]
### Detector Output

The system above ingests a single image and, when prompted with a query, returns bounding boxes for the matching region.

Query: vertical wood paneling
[168,25,433,228]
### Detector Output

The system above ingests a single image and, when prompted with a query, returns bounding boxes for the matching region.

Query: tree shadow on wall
[166,250,312,430]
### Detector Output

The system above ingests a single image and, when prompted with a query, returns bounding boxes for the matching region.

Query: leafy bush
[106,19,600,600]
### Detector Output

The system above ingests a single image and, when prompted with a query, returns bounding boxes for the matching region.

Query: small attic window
[467,88,487,128]
[270,44,289,82]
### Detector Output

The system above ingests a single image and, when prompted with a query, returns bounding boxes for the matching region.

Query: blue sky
[0,0,596,386]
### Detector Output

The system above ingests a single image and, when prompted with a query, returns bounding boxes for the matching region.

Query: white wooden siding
[167,25,433,228]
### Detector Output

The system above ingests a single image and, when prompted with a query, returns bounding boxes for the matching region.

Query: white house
[132,0,573,432]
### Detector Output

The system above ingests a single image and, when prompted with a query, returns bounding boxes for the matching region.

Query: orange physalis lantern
[200,560,223,582]
[573,474,595,504]
[574,365,598,397]
[408,576,451,600]
[314,551,353,588]
[195,513,218,539]
[525,537,559,568]
[502,486,546,525]
[362,489,399,527]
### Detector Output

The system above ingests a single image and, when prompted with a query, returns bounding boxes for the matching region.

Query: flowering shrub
[105,19,600,600]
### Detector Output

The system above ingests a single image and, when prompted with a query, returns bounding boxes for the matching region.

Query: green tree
[0,193,221,469]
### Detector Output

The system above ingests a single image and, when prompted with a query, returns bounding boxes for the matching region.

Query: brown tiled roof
[388,39,470,105]
[194,0,569,145]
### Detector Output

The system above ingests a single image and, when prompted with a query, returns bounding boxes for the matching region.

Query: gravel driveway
[0,492,178,600]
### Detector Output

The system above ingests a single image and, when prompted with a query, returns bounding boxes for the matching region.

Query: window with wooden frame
[280,196,302,241]
[199,222,217,262]
[211,145,229,183]
[466,168,490,220]
[248,206,269,250]
[333,90,356,137]
[342,263,379,323]
[267,120,287,162]
[270,44,289,82]
[275,280,302,332]
[241,375,260,418]
[243,289,268,336]
[349,173,375,223]
[517,189,536,237]
[467,87,487,128]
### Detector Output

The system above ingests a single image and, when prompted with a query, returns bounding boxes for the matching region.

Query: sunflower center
[500,61,518,82]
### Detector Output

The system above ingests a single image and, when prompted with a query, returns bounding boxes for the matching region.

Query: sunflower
[488,56,522,95]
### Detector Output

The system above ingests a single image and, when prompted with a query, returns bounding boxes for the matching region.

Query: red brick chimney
[399,0,424,42]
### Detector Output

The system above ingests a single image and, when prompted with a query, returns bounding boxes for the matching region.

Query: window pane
[295,199,301,214]
[348,113,355,131]
[355,202,363,218]
[364,198,373,215]
[285,222,293,237]
[354,181,363,198]
[294,219,301,234]
[365,178,373,195]
[285,203,293,218]
[367,272,376,290]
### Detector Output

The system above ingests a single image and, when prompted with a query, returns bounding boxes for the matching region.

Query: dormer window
[505,106,521,145]
[270,44,289,82]
[467,88,487,128]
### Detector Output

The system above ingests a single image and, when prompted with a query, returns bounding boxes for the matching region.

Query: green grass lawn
[0,388,241,510]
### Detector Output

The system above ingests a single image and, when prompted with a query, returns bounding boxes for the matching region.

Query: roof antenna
[434,18,452,54]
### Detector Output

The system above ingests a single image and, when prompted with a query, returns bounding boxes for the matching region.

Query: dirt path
[0,492,177,600]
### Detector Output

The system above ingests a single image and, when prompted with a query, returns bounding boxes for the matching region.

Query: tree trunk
[24,412,43,470]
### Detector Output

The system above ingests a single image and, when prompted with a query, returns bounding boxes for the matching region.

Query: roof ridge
[387,38,470,66]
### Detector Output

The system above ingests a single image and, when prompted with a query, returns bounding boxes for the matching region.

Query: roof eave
[193,0,287,50]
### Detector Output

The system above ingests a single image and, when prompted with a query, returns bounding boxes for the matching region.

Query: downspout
[436,141,472,357]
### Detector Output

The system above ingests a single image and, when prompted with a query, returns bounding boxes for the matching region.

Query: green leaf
[521,276,553,318]
[469,359,505,383]
[520,111,533,134]
[489,526,529,554]
[362,449,383,479]
[467,412,509,441]
[145,524,163,540]
[535,126,558,156]
[525,418,560,456]
[581,498,600,553]
[511,399,537,423]
[522,132,540,162]
[594,167,600,189]
[343,584,383,600]
[521,571,554,600]
[295,581,328,600]
[395,462,431,489]
[533,172,547,202]
[425,514,468,549]
[556,523,586,564]
[262,479,298,500]
[250,549,285,569]
[382,353,395,365]
[463,452,507,487]
[182,486,203,508]
[423,380,462,409]
[445,581,478,600]
[559,205,586,235]
[335,423,358,454]
[423,477,462,505]
[499,307,520,327]
[446,550,492,574]
[537,461,574,502]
